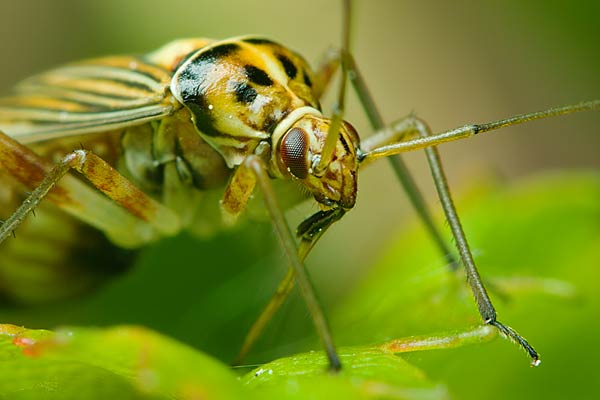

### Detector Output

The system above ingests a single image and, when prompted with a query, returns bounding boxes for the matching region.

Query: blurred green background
[0,0,598,399]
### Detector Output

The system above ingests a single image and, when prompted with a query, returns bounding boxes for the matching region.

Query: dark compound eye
[280,127,309,179]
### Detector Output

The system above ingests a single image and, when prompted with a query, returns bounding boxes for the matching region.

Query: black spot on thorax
[177,43,241,102]
[276,54,297,79]
[244,65,273,86]
[185,96,223,138]
[197,43,240,63]
[303,71,312,87]
[242,37,277,45]
[234,82,258,104]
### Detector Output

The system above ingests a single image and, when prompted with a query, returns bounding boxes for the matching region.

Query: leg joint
[62,149,89,170]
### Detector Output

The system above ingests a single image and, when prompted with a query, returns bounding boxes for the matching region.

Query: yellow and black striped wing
[0,56,176,144]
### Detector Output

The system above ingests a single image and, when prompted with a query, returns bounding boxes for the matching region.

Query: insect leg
[234,0,352,358]
[237,0,450,361]
[311,47,341,100]
[234,212,340,365]
[314,0,458,267]
[234,7,347,354]
[234,264,295,365]
[356,100,598,364]
[0,132,180,248]
[426,137,540,365]
[347,55,459,269]
[394,117,541,365]
[235,239,310,365]
[314,0,352,176]
[228,154,342,371]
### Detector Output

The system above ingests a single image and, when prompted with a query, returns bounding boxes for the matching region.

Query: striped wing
[0,56,176,143]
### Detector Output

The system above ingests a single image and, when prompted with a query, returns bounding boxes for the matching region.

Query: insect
[0,0,597,371]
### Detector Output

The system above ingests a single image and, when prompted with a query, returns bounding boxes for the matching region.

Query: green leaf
[1,171,598,399]
[2,323,454,400]
[0,324,244,400]
[333,171,600,399]
[242,347,447,400]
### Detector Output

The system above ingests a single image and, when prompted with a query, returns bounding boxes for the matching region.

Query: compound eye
[280,127,309,179]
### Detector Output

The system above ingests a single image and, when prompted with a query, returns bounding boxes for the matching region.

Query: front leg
[221,154,342,371]
[234,207,344,365]
[412,118,541,365]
